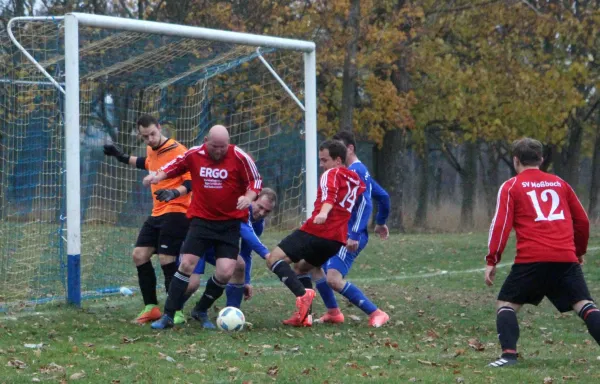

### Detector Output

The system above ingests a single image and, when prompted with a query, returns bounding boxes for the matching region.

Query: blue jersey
[347,160,390,240]
[239,204,268,284]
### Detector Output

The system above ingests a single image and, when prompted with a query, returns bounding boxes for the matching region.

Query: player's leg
[291,262,314,322]
[549,263,600,345]
[191,256,237,329]
[151,218,208,329]
[488,263,541,367]
[156,212,190,324]
[132,216,161,324]
[266,230,314,299]
[225,256,246,308]
[191,219,241,328]
[157,212,190,296]
[172,253,208,324]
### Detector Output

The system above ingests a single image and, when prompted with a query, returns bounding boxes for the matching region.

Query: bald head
[204,124,230,161]
[207,125,230,141]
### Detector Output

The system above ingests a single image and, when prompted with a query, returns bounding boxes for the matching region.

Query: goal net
[0,15,315,310]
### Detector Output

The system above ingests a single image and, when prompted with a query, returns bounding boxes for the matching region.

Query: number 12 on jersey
[526,189,565,222]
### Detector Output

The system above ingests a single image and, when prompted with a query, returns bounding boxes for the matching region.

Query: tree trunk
[554,118,583,187]
[138,0,145,19]
[480,142,500,218]
[434,166,442,208]
[339,0,361,132]
[374,129,406,231]
[460,141,477,229]
[414,142,429,228]
[589,119,600,220]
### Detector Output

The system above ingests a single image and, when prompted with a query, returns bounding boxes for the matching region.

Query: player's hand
[143,174,160,186]
[237,195,252,210]
[313,212,328,224]
[374,224,389,240]
[485,265,496,287]
[103,143,123,157]
[103,144,130,164]
[346,239,359,252]
[154,189,180,202]
[244,284,253,301]
[578,255,585,265]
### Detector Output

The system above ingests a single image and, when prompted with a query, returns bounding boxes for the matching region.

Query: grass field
[2,231,600,383]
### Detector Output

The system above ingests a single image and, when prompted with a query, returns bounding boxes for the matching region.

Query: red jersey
[301,167,366,244]
[161,144,262,221]
[486,169,589,266]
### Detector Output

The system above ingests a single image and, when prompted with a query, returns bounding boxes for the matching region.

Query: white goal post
[5,13,317,307]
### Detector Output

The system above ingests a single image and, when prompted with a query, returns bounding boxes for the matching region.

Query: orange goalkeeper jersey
[144,138,192,216]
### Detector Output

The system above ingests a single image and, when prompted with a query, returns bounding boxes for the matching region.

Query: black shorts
[498,262,594,313]
[135,212,190,256]
[180,218,241,260]
[278,229,344,268]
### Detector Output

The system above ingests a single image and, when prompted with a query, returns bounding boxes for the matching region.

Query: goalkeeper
[103,114,192,325]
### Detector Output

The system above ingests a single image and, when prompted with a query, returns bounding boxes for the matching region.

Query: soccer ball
[216,306,245,331]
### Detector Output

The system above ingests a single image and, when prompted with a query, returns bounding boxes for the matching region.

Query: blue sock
[225,283,244,308]
[340,282,377,315]
[316,277,338,310]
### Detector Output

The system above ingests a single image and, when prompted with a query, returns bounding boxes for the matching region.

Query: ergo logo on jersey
[200,167,228,179]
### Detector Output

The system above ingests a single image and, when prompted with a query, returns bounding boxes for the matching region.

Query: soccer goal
[0,13,317,309]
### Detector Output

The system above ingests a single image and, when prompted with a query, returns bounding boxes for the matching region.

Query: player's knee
[158,254,176,266]
[575,300,597,318]
[186,275,201,294]
[132,247,152,266]
[234,257,246,274]
[326,273,345,292]
[178,256,197,275]
[266,248,285,268]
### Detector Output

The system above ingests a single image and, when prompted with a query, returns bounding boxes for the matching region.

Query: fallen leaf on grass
[7,359,27,369]
[543,377,553,384]
[69,371,86,380]
[562,376,577,381]
[417,359,437,366]
[228,367,239,373]
[40,362,64,373]
[349,315,361,321]
[121,336,140,344]
[158,352,175,363]
[267,366,279,376]
[467,338,485,351]
[454,349,466,357]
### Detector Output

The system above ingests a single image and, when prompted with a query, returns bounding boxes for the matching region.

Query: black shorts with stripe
[498,262,593,313]
[135,212,190,256]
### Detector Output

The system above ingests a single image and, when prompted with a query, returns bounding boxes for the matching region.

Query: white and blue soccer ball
[216,306,245,331]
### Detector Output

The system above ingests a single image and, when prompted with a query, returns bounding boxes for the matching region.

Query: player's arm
[370,178,390,239]
[143,152,189,186]
[240,221,269,285]
[314,169,339,224]
[566,184,590,259]
[103,143,147,170]
[234,147,262,209]
[154,180,192,202]
[486,181,515,267]
[371,179,390,224]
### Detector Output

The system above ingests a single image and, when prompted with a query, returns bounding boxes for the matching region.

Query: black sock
[298,274,313,314]
[496,306,519,358]
[179,293,192,311]
[163,271,190,318]
[161,262,178,295]
[579,303,600,345]
[136,261,157,306]
[193,275,226,313]
[271,260,306,297]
